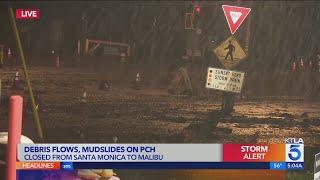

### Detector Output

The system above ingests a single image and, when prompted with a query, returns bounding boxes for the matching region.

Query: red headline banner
[223,144,285,162]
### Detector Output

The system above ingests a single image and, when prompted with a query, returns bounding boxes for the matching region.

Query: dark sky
[1,1,320,70]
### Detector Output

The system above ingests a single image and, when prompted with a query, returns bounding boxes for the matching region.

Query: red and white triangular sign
[222,5,251,34]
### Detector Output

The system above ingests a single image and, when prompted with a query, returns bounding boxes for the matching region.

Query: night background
[1,1,320,69]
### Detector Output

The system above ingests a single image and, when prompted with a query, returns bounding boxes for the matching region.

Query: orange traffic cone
[81,91,87,103]
[134,72,141,90]
[309,61,312,71]
[120,53,126,63]
[183,128,190,142]
[136,72,140,82]
[8,48,12,56]
[300,59,304,71]
[292,62,296,72]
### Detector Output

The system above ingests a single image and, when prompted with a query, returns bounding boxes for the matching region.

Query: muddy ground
[0,67,319,178]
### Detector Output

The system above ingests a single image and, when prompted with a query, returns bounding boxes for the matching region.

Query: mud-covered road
[1,67,319,179]
[0,68,319,147]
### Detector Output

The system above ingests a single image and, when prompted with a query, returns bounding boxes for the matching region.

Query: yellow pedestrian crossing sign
[213,36,247,69]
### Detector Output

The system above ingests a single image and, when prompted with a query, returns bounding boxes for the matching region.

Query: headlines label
[16,162,60,170]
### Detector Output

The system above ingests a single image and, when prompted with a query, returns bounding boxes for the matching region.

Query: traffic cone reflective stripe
[300,59,304,70]
[81,91,87,103]
[292,62,296,72]
[14,72,19,81]
[309,61,312,71]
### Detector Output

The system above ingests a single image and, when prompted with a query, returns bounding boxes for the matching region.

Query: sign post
[212,35,247,114]
[207,5,251,114]
[315,152,320,180]
[206,67,245,113]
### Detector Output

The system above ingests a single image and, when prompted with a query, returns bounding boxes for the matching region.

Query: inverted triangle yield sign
[222,5,251,34]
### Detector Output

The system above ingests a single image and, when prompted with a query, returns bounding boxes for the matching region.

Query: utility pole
[245,1,253,54]
[81,12,88,56]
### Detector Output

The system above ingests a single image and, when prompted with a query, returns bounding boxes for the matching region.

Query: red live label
[16,9,40,20]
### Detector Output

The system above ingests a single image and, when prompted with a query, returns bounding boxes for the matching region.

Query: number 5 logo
[286,144,303,162]
[288,145,301,161]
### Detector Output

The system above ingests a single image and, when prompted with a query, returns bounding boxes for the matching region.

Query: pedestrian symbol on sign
[213,36,247,69]
[224,40,235,61]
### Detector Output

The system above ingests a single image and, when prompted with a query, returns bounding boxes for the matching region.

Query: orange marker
[292,62,296,72]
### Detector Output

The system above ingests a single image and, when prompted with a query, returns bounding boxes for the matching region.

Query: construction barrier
[84,38,130,58]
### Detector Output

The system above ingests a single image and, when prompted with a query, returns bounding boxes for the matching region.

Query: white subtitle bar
[18,144,222,162]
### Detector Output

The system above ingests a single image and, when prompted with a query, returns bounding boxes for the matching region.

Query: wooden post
[221,92,235,114]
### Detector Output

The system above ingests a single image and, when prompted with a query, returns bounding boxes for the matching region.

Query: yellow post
[8,7,44,141]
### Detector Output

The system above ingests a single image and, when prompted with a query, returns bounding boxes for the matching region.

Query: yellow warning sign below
[213,36,247,69]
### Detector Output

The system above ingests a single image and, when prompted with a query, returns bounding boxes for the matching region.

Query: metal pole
[245,1,253,54]
[221,1,241,114]
[8,6,44,141]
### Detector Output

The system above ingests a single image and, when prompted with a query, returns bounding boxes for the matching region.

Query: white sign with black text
[315,152,320,180]
[206,67,245,93]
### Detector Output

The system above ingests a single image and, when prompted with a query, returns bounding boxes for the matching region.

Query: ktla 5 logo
[285,139,304,162]
[16,9,40,20]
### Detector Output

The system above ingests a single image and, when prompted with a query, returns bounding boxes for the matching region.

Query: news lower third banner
[17,141,304,170]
